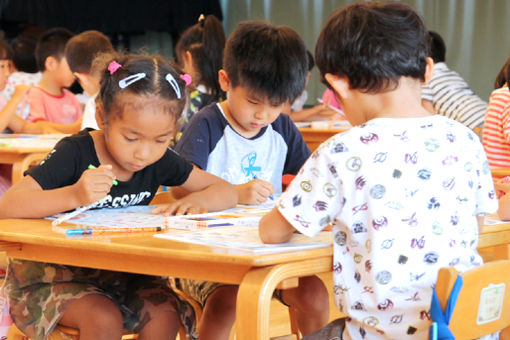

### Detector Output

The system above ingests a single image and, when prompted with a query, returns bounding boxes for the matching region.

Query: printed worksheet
[155,226,332,255]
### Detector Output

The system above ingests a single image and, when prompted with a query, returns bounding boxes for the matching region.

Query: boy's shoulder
[320,115,478,149]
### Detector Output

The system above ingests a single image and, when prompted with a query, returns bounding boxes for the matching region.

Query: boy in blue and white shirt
[174,20,329,340]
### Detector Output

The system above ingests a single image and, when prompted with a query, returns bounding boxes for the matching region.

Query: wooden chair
[433,260,510,339]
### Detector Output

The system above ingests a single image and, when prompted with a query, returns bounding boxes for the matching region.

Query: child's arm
[173,176,273,205]
[289,103,339,122]
[498,192,510,221]
[0,165,115,219]
[259,207,296,244]
[0,84,30,132]
[152,166,237,215]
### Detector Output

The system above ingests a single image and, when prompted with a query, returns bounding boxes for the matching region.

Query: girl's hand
[151,195,207,216]
[495,176,510,194]
[73,164,116,205]
[236,179,274,205]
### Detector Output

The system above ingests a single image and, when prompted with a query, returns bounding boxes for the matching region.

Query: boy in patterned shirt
[259,2,497,340]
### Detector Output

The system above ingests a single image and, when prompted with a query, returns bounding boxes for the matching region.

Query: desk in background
[0,219,332,340]
[0,134,66,183]
[297,121,350,152]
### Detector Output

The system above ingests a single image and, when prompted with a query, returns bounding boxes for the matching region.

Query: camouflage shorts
[175,278,288,307]
[5,259,197,340]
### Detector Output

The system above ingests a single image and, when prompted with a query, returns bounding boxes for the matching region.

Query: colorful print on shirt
[278,115,497,340]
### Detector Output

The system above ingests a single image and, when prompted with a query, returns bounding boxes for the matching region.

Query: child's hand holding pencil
[73,164,117,206]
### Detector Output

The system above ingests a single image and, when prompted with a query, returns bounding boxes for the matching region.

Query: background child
[174,20,329,340]
[286,50,341,121]
[421,30,487,130]
[2,25,44,105]
[24,27,82,127]
[64,30,116,130]
[175,14,225,133]
[259,2,497,339]
[483,57,510,169]
[0,54,237,340]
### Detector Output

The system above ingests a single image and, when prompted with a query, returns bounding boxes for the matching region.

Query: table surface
[0,218,333,339]
[0,218,508,339]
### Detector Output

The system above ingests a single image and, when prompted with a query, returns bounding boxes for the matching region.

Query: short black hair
[223,20,307,105]
[65,30,114,74]
[10,25,46,73]
[428,31,446,63]
[315,1,429,93]
[99,54,187,122]
[306,50,315,72]
[176,14,225,101]
[0,40,13,61]
[35,27,73,71]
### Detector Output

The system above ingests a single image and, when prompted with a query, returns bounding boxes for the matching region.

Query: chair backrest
[435,260,510,339]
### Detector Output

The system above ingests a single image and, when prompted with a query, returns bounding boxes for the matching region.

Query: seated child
[175,14,225,134]
[0,54,237,340]
[174,20,329,340]
[421,31,487,130]
[483,57,510,169]
[64,30,116,130]
[287,51,342,121]
[2,26,44,105]
[259,2,497,339]
[24,28,82,127]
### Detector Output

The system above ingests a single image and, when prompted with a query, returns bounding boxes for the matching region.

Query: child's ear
[423,57,435,85]
[324,73,350,99]
[45,56,57,72]
[218,69,231,92]
[95,103,106,130]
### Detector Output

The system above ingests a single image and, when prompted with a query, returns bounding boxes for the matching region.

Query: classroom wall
[131,0,510,104]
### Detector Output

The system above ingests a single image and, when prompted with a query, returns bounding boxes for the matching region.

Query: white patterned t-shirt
[278,115,497,340]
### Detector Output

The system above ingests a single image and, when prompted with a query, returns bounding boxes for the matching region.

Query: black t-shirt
[26,129,193,209]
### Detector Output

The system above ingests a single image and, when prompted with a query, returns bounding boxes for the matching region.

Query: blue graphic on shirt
[241,152,261,178]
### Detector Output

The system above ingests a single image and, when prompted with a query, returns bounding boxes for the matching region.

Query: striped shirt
[482,87,510,168]
[422,62,487,129]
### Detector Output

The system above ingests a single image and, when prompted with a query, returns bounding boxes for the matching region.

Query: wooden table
[298,126,350,152]
[0,219,333,340]
[0,134,65,183]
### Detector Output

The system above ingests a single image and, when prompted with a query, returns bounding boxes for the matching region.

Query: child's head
[220,20,308,134]
[315,2,429,94]
[96,54,187,172]
[35,27,75,87]
[0,40,13,91]
[11,24,46,73]
[428,31,446,63]
[175,14,225,100]
[65,30,115,95]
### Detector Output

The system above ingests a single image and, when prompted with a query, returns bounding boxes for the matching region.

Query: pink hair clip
[108,61,122,75]
[180,73,192,87]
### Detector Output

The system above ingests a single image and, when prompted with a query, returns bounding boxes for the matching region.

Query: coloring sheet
[48,202,277,233]
[48,205,168,231]
[155,226,332,255]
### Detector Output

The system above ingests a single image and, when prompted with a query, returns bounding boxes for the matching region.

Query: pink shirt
[26,87,82,124]
[321,88,342,110]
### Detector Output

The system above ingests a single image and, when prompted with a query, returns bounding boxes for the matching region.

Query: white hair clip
[119,73,146,89]
[165,73,182,99]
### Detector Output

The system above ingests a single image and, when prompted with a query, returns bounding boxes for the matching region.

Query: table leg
[236,256,332,340]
